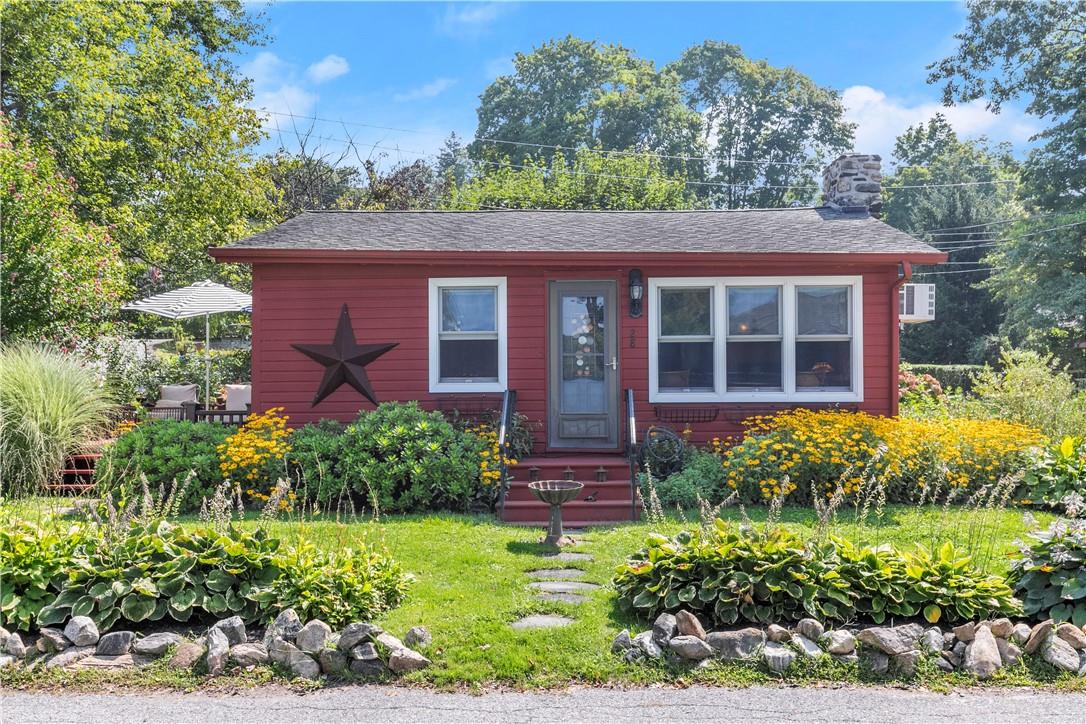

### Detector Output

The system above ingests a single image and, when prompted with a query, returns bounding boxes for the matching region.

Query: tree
[473,36,703,167]
[335,158,437,211]
[668,41,854,209]
[447,149,692,210]
[435,132,472,192]
[930,1,1086,367]
[883,115,1021,364]
[0,0,277,293]
[0,116,126,343]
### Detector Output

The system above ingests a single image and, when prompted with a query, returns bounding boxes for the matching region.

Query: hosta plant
[37,520,281,631]
[0,520,87,631]
[1021,436,1086,513]
[1009,516,1086,627]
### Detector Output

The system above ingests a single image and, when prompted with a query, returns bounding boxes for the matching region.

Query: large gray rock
[168,641,206,670]
[1023,620,1054,655]
[205,627,230,675]
[404,626,432,649]
[133,632,183,657]
[669,635,712,661]
[285,650,321,679]
[820,630,855,655]
[375,632,406,653]
[632,631,663,660]
[856,626,921,656]
[0,626,9,647]
[349,642,379,661]
[1040,631,1080,673]
[762,641,796,673]
[706,628,765,661]
[295,619,332,654]
[963,625,1001,679]
[389,647,431,674]
[995,637,1022,667]
[96,631,136,656]
[651,613,678,647]
[63,617,99,647]
[890,650,921,677]
[1056,624,1086,651]
[766,624,791,643]
[44,645,95,669]
[860,650,889,675]
[952,622,975,643]
[988,618,1013,639]
[212,616,246,647]
[270,609,303,642]
[796,618,824,641]
[319,648,348,675]
[37,628,70,653]
[674,611,706,640]
[349,657,387,679]
[793,634,823,658]
[337,622,383,652]
[266,635,299,665]
[229,643,269,667]
[611,629,633,654]
[920,627,943,653]
[5,632,27,658]
[1010,623,1032,645]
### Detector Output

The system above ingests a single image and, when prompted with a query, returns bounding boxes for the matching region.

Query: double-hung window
[649,276,862,402]
[428,277,507,393]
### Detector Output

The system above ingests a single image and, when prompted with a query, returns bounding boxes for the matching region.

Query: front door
[548,281,619,449]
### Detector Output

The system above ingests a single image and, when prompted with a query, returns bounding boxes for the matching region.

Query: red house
[211,154,945,525]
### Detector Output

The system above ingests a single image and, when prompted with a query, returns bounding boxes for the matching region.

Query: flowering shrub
[899,369,944,400]
[465,422,518,486]
[218,408,292,492]
[1009,514,1086,626]
[719,409,1044,504]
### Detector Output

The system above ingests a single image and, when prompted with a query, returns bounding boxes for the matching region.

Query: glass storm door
[548,281,619,449]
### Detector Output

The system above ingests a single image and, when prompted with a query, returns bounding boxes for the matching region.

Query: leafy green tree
[0,0,276,292]
[668,41,854,209]
[263,152,363,217]
[883,115,1021,364]
[930,1,1086,367]
[0,116,126,343]
[473,36,703,167]
[447,149,692,210]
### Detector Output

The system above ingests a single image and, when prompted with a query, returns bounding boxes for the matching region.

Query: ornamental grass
[719,409,1044,505]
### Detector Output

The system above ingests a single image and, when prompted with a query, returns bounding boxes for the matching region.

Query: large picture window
[429,277,507,393]
[648,276,863,402]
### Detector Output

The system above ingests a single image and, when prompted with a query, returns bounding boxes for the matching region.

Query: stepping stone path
[509,538,600,630]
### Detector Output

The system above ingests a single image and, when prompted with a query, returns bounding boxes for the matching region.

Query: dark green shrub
[92,420,232,512]
[613,520,1020,626]
[1009,517,1086,626]
[331,402,490,513]
[646,449,727,510]
[283,420,347,503]
[0,520,88,631]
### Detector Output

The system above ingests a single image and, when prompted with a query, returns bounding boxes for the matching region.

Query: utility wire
[912,267,1003,276]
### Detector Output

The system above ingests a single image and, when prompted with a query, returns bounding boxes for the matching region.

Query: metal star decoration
[292,304,398,406]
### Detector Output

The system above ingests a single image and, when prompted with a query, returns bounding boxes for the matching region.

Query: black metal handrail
[624,388,640,519]
[496,388,518,516]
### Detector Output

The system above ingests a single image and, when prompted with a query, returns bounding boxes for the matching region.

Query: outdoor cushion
[224,383,251,411]
[158,384,198,404]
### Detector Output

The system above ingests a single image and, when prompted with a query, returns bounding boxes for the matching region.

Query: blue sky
[239,1,1038,165]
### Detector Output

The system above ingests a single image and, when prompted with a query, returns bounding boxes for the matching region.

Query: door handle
[608,357,618,371]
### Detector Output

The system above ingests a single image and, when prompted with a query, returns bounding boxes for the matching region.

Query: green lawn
[5,498,1080,690]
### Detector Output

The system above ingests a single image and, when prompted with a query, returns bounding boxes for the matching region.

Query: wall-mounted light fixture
[628,268,644,318]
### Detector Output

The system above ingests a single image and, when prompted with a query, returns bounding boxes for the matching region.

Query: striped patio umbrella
[122,280,252,405]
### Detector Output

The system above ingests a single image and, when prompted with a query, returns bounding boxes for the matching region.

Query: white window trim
[428,277,508,393]
[648,276,864,403]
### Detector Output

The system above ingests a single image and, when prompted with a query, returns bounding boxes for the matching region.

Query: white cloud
[393,77,458,103]
[842,85,1039,160]
[438,3,508,37]
[253,84,318,122]
[241,51,290,88]
[484,55,514,80]
[306,54,350,84]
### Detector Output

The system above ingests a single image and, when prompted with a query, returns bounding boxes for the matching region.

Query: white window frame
[428,277,508,393]
[648,275,863,403]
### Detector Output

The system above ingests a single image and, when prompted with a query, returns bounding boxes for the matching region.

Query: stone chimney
[822,153,882,214]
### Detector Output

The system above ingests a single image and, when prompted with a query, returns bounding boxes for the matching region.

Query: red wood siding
[250,259,902,447]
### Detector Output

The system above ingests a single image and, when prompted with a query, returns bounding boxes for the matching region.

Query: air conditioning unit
[899,283,935,323]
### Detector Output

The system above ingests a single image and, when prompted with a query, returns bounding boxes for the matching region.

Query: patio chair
[223,383,251,412]
[148,384,199,420]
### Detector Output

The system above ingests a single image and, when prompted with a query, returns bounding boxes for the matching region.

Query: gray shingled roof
[222,208,941,256]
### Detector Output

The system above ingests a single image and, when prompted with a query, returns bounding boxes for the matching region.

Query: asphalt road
[3,685,1085,723]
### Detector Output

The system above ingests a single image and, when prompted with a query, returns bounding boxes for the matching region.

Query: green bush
[92,421,233,513]
[1009,517,1086,627]
[1022,436,1086,512]
[37,520,281,632]
[0,520,88,631]
[901,363,983,393]
[646,449,728,510]
[327,402,491,513]
[0,344,116,497]
[283,420,347,503]
[253,539,411,628]
[613,520,1020,626]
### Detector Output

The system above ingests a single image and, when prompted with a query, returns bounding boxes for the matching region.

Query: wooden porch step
[504,479,636,503]
[514,454,632,482]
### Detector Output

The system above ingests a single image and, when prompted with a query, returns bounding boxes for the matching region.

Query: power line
[917,212,1060,234]
[912,267,1003,276]
[927,219,1086,249]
